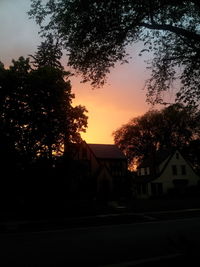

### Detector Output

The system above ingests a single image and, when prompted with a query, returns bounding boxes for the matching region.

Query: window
[181,165,186,175]
[172,165,177,175]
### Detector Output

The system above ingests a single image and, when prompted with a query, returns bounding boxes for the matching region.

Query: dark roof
[88,144,126,159]
[135,149,200,183]
[138,149,172,168]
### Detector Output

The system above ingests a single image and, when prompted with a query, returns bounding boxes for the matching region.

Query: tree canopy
[29,0,200,106]
[0,39,88,168]
[113,104,200,168]
[0,39,89,215]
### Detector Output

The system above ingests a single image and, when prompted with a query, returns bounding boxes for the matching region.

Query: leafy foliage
[29,34,64,70]
[29,0,200,106]
[0,44,87,167]
[0,39,89,215]
[113,104,200,168]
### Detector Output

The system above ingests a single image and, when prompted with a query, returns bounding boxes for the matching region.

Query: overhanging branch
[140,22,200,42]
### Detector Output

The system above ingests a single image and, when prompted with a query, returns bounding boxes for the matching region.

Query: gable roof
[88,144,126,159]
[135,149,200,184]
[138,149,172,168]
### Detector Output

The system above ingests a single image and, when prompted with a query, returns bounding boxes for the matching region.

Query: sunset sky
[0,0,153,144]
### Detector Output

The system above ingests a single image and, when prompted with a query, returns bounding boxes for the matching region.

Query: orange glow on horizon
[76,99,141,144]
[71,61,150,144]
[1,0,180,147]
[0,0,150,145]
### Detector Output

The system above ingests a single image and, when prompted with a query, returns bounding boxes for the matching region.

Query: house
[133,149,200,198]
[72,142,128,201]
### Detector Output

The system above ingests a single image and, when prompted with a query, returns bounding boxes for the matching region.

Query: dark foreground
[2,196,200,232]
[1,216,200,266]
[1,197,200,265]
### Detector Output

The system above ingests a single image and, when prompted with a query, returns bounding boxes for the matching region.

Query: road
[1,216,200,266]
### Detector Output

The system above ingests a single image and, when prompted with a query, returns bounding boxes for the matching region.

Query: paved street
[0,216,200,266]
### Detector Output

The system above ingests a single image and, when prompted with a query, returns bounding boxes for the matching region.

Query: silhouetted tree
[30,34,64,70]
[29,0,200,106]
[0,57,31,166]
[183,139,200,175]
[29,36,88,160]
[0,56,87,167]
[113,104,200,168]
[0,58,32,213]
[0,46,88,216]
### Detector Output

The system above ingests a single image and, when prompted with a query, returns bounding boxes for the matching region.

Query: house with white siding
[134,150,200,198]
